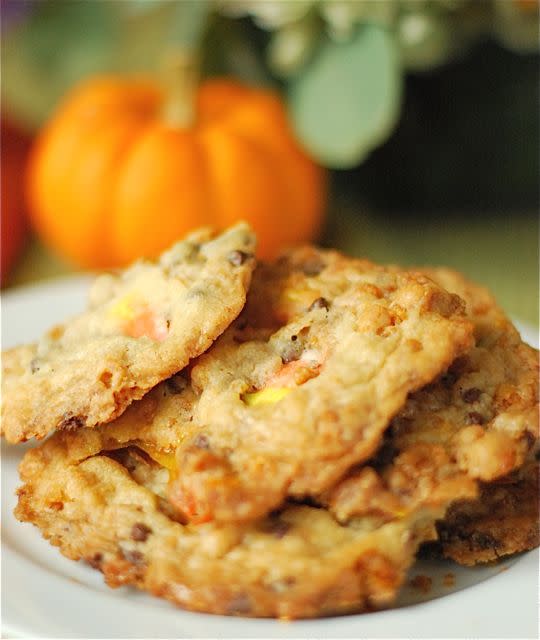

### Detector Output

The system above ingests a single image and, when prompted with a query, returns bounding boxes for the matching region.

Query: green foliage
[398,10,454,71]
[267,12,322,78]
[2,0,538,169]
[289,24,401,169]
[1,1,170,129]
[2,1,116,128]
[203,15,274,87]
[1,1,271,131]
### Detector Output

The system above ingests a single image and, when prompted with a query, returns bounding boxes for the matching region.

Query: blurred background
[1,0,538,324]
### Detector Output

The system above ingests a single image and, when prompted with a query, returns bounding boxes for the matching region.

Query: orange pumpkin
[27,70,326,268]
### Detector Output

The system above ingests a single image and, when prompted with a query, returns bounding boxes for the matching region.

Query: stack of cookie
[2,223,538,619]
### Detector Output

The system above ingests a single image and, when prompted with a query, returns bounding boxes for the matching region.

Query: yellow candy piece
[283,288,303,302]
[109,295,136,321]
[242,387,291,407]
[135,441,177,473]
[282,286,314,301]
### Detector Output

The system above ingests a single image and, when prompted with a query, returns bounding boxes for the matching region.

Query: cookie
[168,249,473,522]
[1,223,256,443]
[435,459,539,565]
[14,423,475,619]
[326,268,538,562]
[38,249,471,525]
[390,268,538,484]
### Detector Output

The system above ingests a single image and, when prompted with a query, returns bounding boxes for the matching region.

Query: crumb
[443,572,455,587]
[409,574,432,593]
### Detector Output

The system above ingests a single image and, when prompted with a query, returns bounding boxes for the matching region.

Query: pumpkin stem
[161,49,199,128]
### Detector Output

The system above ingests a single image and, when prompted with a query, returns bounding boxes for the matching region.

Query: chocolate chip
[193,434,210,450]
[301,257,325,277]
[466,411,485,425]
[261,519,291,539]
[271,521,291,539]
[462,388,481,403]
[166,376,186,394]
[88,553,103,569]
[291,334,298,342]
[122,549,145,565]
[308,297,330,312]
[131,523,152,542]
[59,414,85,431]
[227,593,252,615]
[441,357,471,389]
[440,371,458,389]
[228,250,252,266]
[523,430,535,451]
[450,356,470,375]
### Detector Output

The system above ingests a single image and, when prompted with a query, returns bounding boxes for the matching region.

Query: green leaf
[288,24,402,168]
[1,0,217,130]
[1,1,116,129]
[203,16,275,88]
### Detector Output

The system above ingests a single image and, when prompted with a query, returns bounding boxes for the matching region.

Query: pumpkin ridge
[219,122,297,224]
[100,119,162,266]
[29,114,148,268]
[111,126,213,264]
[198,124,290,257]
[218,103,326,246]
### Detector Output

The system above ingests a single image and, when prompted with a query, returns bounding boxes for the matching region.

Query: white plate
[1,276,538,639]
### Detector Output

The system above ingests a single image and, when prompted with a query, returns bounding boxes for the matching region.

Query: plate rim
[2,544,538,639]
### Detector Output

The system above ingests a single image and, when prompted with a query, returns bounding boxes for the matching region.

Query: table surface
[5,207,539,328]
